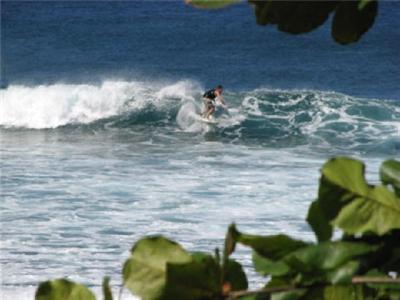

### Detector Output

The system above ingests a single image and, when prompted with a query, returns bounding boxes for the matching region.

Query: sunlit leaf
[122,236,192,300]
[380,159,400,196]
[333,186,400,235]
[185,0,240,9]
[253,251,290,277]
[324,285,364,300]
[308,157,400,239]
[327,260,360,284]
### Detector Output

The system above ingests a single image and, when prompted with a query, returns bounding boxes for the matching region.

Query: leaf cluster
[34,157,400,300]
[185,0,378,45]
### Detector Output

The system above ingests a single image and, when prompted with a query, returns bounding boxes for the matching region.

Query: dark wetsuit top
[203,89,217,100]
[203,89,218,110]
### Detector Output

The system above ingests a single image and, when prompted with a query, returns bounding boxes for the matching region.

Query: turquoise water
[1,1,400,299]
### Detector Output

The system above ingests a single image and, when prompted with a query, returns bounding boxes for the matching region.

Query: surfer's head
[216,85,223,93]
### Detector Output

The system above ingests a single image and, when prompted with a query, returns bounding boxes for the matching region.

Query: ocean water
[1,1,399,299]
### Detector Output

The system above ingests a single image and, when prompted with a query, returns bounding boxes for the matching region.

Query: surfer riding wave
[201,85,227,119]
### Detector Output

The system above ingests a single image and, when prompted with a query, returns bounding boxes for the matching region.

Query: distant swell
[1,80,399,153]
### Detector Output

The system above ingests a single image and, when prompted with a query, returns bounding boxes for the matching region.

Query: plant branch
[227,277,400,299]
[227,285,297,299]
[352,276,400,284]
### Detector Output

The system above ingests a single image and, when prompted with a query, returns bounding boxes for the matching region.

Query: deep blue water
[2,1,400,99]
[1,1,399,299]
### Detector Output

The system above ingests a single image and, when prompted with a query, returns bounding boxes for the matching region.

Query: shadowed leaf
[35,279,96,300]
[164,253,221,300]
[249,1,337,34]
[284,241,378,273]
[233,226,309,260]
[102,277,113,300]
[306,200,332,243]
[225,259,248,291]
[332,0,378,45]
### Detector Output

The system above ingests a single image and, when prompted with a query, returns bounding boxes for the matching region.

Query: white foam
[0,80,201,129]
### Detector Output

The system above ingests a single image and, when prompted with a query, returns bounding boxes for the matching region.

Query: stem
[118,285,124,300]
[352,276,400,284]
[227,285,297,299]
[227,277,400,299]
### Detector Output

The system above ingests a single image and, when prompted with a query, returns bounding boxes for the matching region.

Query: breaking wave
[1,80,399,153]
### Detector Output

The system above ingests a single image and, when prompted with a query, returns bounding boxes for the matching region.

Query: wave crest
[1,80,399,153]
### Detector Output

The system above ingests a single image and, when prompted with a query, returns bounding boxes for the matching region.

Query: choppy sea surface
[1,1,399,299]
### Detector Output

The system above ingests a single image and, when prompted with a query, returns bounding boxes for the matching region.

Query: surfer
[201,85,226,119]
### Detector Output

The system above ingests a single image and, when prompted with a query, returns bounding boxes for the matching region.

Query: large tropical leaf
[307,157,400,241]
[284,241,377,273]
[35,279,96,300]
[122,236,192,300]
[333,186,400,235]
[252,240,378,286]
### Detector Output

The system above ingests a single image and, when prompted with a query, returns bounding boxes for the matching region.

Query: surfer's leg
[205,106,215,119]
[201,99,209,117]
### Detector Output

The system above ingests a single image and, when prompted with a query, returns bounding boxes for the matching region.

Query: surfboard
[198,116,218,124]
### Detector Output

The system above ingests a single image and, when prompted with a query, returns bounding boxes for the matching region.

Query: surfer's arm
[218,96,227,108]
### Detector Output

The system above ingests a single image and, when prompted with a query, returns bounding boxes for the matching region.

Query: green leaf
[224,223,237,259]
[225,259,248,291]
[271,289,306,300]
[249,1,337,34]
[327,260,360,284]
[122,236,192,300]
[308,157,369,242]
[234,227,308,260]
[333,186,400,235]
[185,0,240,9]
[308,157,400,239]
[358,0,373,10]
[324,285,364,300]
[380,159,400,196]
[164,252,221,300]
[321,157,369,196]
[35,279,96,300]
[284,241,378,272]
[102,277,113,300]
[363,270,400,293]
[332,0,378,45]
[253,251,290,277]
[306,200,332,243]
